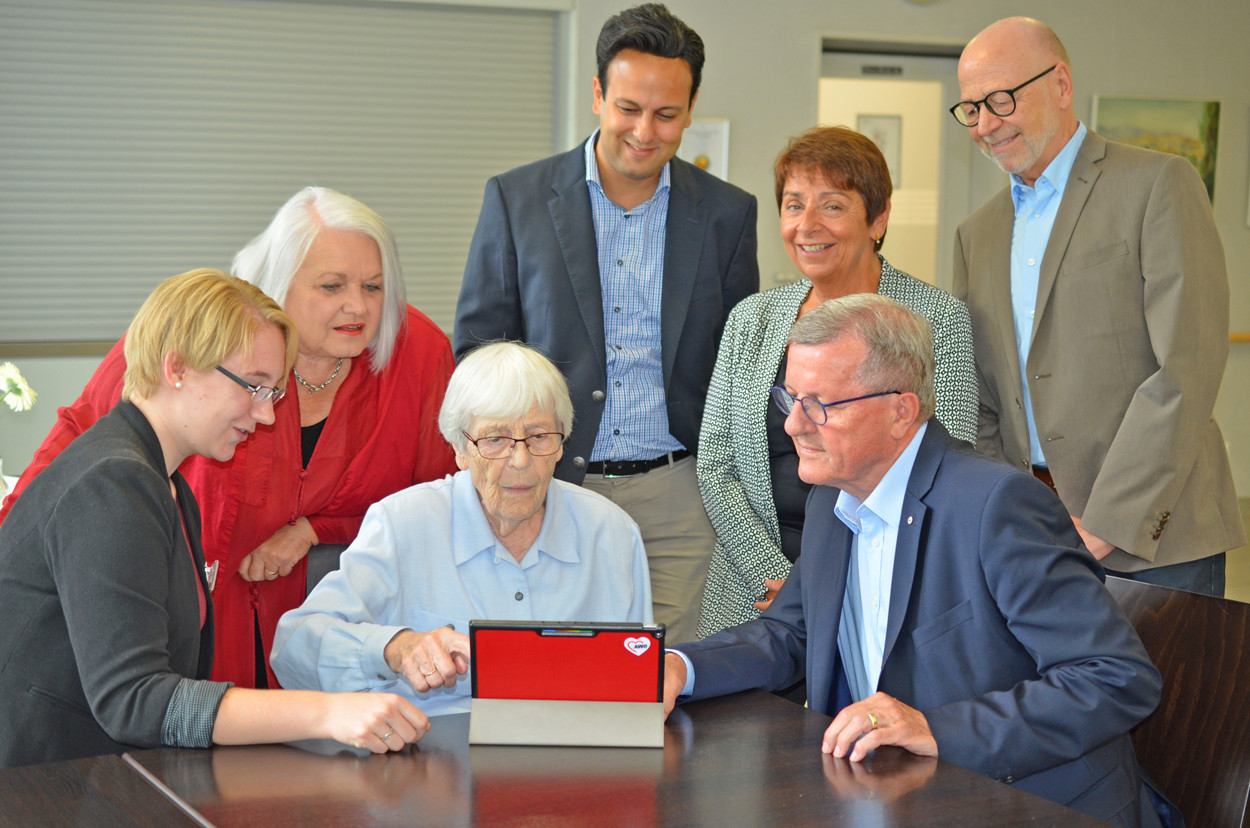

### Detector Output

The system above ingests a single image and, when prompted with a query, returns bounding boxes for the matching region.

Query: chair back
[305,543,348,595]
[1105,576,1250,828]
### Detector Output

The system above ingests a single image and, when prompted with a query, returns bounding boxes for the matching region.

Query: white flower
[0,362,37,413]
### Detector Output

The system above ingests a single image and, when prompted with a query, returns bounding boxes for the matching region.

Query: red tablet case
[470,622,665,703]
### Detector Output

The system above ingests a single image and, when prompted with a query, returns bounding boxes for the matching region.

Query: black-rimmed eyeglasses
[949,65,1056,127]
[770,385,900,426]
[215,365,286,403]
[462,430,565,459]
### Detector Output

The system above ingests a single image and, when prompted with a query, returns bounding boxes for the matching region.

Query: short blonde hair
[122,268,298,401]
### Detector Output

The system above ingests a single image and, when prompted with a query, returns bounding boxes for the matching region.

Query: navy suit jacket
[454,139,759,484]
[677,422,1165,826]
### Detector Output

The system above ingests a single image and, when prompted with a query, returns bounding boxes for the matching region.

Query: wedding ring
[420,665,438,677]
[382,730,394,743]
[867,711,879,730]
[265,568,278,576]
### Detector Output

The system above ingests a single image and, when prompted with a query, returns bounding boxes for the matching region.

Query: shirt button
[514,592,524,601]
[873,598,879,608]
[872,538,880,548]
[613,428,620,435]
[613,306,621,313]
[614,380,622,387]
[1027,258,1036,266]
[617,259,624,266]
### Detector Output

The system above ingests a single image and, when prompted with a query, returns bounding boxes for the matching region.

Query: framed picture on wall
[857,114,902,188]
[676,119,730,181]
[1091,96,1220,201]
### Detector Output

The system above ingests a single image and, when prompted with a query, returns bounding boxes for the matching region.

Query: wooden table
[1,691,1109,827]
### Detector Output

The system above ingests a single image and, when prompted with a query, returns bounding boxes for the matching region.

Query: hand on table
[822,691,937,762]
[1071,515,1115,560]
[384,627,471,694]
[662,652,688,719]
[238,518,318,581]
[753,578,786,612]
[324,692,430,754]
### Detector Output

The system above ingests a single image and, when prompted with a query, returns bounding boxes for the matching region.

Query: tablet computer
[468,621,666,747]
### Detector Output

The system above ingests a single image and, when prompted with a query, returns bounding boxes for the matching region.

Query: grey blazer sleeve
[1074,154,1231,557]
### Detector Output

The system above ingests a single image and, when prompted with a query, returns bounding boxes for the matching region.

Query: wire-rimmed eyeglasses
[215,365,286,403]
[949,65,1056,127]
[462,430,565,459]
[770,385,900,426]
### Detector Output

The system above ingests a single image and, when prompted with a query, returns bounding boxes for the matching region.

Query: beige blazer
[953,129,1243,571]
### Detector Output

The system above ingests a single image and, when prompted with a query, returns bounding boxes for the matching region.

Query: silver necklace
[293,358,344,394]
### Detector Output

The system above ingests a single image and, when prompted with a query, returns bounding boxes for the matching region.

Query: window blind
[0,0,557,342]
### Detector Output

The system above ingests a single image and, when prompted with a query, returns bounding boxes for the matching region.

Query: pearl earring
[175,381,182,389]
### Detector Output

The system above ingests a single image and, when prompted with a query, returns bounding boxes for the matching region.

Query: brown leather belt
[1031,465,1057,494]
[586,449,690,477]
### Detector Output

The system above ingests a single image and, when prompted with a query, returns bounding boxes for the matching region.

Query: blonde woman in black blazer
[0,269,428,768]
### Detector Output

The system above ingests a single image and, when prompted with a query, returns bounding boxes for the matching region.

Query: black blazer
[454,140,759,483]
[0,402,214,768]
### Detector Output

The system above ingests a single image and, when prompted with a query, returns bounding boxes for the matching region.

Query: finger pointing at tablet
[384,628,471,693]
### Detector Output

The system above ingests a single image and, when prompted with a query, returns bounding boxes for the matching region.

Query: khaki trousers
[582,455,713,645]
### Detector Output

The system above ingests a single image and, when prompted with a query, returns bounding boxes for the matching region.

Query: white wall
[5,0,1249,491]
[0,357,102,473]
[570,0,1250,492]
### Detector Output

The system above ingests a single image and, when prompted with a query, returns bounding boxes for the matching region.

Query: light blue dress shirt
[584,131,684,462]
[676,423,928,700]
[1011,122,1087,466]
[271,471,653,716]
[833,423,927,701]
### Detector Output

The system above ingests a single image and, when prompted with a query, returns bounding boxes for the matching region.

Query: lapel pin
[906,516,913,525]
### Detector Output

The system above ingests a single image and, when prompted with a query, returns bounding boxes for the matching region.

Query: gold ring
[265,568,278,576]
[421,665,438,677]
[867,711,879,730]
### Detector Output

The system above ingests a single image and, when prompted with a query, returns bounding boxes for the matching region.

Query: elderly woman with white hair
[0,187,457,688]
[271,342,652,716]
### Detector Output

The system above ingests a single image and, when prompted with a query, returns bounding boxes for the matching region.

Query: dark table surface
[1,690,1110,827]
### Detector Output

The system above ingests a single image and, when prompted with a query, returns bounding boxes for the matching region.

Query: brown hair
[774,126,892,249]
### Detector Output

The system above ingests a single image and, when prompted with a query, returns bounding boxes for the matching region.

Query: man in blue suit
[664,294,1168,827]
[455,4,759,645]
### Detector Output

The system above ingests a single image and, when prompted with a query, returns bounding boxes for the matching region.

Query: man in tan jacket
[951,17,1242,594]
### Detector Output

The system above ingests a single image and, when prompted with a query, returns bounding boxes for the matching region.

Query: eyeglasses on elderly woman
[461,430,565,459]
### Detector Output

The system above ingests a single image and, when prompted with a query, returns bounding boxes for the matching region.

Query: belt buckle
[602,461,630,479]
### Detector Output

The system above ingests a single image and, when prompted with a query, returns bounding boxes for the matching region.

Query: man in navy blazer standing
[665,294,1168,828]
[455,4,759,645]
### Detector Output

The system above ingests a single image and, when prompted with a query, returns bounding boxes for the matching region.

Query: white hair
[231,186,407,371]
[438,342,574,451]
